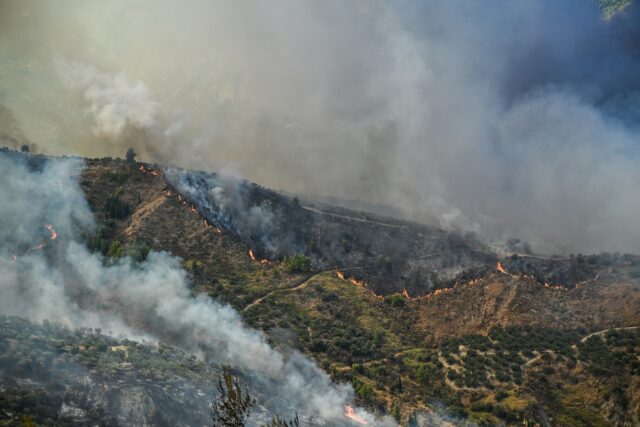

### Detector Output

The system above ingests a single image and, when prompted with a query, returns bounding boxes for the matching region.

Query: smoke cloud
[1,0,640,254]
[0,153,395,425]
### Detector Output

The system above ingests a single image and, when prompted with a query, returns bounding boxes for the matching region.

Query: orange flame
[139,164,161,176]
[349,277,366,287]
[46,224,58,240]
[496,261,508,275]
[344,405,368,425]
[248,249,270,264]
[335,270,366,287]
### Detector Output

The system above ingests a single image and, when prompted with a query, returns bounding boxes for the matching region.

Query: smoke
[164,167,301,258]
[56,58,160,141]
[1,0,640,254]
[0,153,395,426]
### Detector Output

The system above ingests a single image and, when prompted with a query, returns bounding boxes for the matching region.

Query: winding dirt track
[242,273,320,312]
[579,326,640,343]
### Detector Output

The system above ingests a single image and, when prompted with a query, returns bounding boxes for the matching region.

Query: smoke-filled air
[0,152,396,425]
[2,1,640,426]
[1,0,639,254]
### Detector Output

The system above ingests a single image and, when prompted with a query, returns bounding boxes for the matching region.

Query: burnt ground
[162,164,640,296]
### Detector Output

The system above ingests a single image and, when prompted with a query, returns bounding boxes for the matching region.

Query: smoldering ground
[0,152,397,426]
[1,1,640,252]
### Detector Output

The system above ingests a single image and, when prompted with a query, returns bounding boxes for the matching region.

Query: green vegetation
[105,169,130,184]
[211,369,256,427]
[107,240,150,262]
[104,195,131,219]
[70,160,640,425]
[211,368,300,427]
[283,254,311,273]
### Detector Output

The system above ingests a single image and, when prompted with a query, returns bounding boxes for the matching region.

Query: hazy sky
[1,0,639,254]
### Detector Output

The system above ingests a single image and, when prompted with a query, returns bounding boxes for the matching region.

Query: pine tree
[211,369,256,427]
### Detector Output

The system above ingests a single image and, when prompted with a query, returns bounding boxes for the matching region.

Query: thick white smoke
[55,58,160,140]
[0,153,395,426]
[2,1,639,252]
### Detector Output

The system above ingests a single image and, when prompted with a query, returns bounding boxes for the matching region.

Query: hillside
[65,157,640,425]
[0,152,638,425]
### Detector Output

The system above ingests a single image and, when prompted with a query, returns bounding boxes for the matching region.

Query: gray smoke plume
[0,152,396,426]
[1,0,639,253]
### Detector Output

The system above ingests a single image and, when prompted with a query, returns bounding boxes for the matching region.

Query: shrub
[104,196,130,219]
[284,254,312,273]
[387,294,405,308]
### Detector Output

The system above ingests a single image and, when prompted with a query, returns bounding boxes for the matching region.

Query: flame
[349,277,366,287]
[335,270,366,287]
[138,164,161,176]
[248,249,270,264]
[495,261,568,290]
[496,261,509,275]
[344,405,368,425]
[45,224,58,240]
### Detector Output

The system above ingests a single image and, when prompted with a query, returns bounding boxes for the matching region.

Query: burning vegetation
[344,405,368,425]
[5,152,638,426]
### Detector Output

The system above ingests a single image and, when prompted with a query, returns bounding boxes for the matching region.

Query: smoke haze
[0,153,395,425]
[1,0,640,253]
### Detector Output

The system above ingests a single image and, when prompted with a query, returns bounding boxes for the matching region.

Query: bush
[104,196,130,219]
[284,254,311,273]
[495,390,508,401]
[387,294,405,308]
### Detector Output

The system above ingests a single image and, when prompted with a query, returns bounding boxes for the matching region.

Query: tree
[262,414,300,427]
[104,196,131,219]
[125,147,137,163]
[284,254,311,273]
[20,144,29,153]
[211,369,301,427]
[211,369,256,427]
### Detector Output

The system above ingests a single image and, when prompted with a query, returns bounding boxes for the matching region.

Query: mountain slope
[70,157,640,425]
